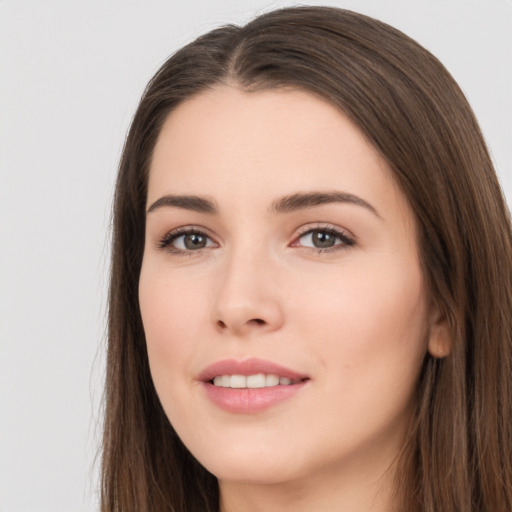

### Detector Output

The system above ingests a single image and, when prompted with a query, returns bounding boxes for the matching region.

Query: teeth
[247,374,266,388]
[212,373,300,388]
[230,375,246,388]
[265,374,279,386]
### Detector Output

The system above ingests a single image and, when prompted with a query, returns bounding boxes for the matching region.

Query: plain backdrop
[0,1,511,511]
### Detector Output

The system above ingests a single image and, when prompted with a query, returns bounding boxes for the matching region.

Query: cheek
[291,258,429,389]
[283,261,429,460]
[138,265,209,395]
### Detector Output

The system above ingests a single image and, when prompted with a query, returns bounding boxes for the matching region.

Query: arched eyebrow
[147,195,217,214]
[146,191,380,218]
[270,191,381,218]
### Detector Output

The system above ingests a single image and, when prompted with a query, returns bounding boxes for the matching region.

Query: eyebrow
[147,195,217,214]
[270,191,381,217]
[147,191,380,218]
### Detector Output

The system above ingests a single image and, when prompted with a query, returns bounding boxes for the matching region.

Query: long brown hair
[102,6,512,511]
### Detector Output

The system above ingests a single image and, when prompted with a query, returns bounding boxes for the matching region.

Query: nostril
[214,314,274,332]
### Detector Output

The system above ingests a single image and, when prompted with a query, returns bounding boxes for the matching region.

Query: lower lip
[202,381,308,413]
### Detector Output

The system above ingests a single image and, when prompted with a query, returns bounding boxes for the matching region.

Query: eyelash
[293,225,355,253]
[157,225,355,255]
[157,227,214,255]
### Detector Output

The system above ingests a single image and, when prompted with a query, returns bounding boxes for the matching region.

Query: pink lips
[199,358,309,414]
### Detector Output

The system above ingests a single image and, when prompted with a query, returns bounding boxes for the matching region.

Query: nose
[211,248,284,336]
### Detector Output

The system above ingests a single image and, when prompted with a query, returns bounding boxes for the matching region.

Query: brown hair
[102,6,512,511]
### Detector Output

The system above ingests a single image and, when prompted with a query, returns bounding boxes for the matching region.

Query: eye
[158,228,216,253]
[294,227,355,251]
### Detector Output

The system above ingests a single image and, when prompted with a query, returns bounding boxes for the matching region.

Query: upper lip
[198,358,309,382]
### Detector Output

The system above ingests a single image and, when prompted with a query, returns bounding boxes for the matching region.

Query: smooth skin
[139,86,449,512]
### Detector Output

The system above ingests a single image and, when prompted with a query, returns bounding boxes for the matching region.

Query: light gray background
[1,1,511,511]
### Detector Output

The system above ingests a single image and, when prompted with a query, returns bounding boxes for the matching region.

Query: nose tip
[211,264,284,336]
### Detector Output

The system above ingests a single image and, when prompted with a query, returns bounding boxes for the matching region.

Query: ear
[427,306,452,359]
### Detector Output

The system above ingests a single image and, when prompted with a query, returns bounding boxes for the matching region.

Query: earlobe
[427,309,452,359]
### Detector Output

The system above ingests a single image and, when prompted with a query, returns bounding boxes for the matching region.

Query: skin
[139,86,448,512]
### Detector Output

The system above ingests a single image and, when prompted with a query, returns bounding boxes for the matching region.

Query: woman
[101,6,512,511]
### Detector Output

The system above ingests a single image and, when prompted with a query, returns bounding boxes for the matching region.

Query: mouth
[199,358,310,413]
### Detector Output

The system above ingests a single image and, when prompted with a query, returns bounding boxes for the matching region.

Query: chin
[192,441,306,485]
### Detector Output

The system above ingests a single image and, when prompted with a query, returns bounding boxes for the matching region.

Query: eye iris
[312,230,336,248]
[184,233,207,250]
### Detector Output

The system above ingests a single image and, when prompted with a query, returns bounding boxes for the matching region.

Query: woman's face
[139,86,442,487]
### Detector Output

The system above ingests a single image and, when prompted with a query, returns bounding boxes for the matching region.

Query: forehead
[148,85,411,224]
